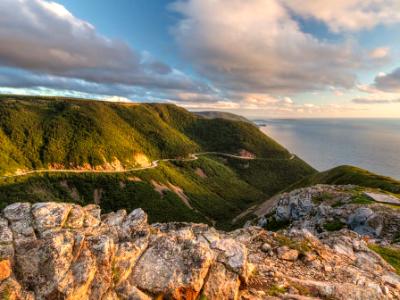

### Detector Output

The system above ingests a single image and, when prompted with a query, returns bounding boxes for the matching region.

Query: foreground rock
[1,202,399,299]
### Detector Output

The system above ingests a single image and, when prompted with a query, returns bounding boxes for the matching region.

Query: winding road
[0,152,296,180]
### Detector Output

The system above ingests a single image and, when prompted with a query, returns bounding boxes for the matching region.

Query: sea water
[257,118,400,180]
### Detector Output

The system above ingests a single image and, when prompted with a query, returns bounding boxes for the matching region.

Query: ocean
[257,119,400,180]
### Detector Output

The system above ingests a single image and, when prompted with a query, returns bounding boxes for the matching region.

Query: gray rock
[348,207,382,237]
[131,235,213,298]
[3,202,32,221]
[31,202,72,233]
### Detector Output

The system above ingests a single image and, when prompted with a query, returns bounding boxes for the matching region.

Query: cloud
[165,90,362,115]
[0,0,207,93]
[356,84,383,94]
[170,0,386,95]
[373,67,400,92]
[284,0,400,32]
[0,67,136,97]
[352,98,400,104]
[369,47,390,59]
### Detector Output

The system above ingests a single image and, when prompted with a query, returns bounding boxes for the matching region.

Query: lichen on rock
[1,200,399,299]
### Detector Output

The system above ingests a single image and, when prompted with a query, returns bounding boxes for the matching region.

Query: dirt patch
[59,180,80,201]
[128,176,142,182]
[98,157,124,171]
[93,188,103,205]
[168,183,193,209]
[194,168,207,178]
[239,149,255,158]
[151,180,170,195]
[133,153,151,167]
[150,180,193,210]
[48,163,67,170]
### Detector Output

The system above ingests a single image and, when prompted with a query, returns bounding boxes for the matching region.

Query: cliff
[1,199,399,299]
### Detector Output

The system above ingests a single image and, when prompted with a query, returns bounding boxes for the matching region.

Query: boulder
[87,235,115,299]
[31,202,72,233]
[102,209,127,227]
[131,235,213,299]
[65,204,86,229]
[3,202,31,221]
[211,238,249,281]
[202,262,240,300]
[348,207,383,237]
[0,218,13,244]
[83,204,101,227]
[115,281,151,300]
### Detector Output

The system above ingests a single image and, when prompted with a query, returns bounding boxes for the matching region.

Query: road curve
[0,152,295,180]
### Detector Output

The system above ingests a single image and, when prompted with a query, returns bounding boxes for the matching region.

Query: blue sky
[1,0,400,117]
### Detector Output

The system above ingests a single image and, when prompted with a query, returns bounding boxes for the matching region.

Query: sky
[1,0,400,118]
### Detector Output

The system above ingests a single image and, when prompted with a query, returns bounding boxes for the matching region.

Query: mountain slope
[0,95,290,176]
[290,165,400,195]
[0,95,316,228]
[194,110,252,123]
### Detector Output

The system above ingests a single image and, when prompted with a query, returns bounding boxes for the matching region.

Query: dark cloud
[352,98,400,104]
[0,0,207,94]
[374,68,400,93]
[0,68,137,97]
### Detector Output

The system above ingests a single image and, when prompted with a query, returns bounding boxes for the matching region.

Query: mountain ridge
[0,95,315,229]
[0,95,290,176]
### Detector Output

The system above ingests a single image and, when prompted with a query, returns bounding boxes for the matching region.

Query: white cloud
[170,0,385,95]
[103,96,132,103]
[284,0,400,32]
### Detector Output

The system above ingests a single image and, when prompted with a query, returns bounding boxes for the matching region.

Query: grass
[323,219,345,231]
[267,284,287,296]
[275,234,311,255]
[312,192,333,204]
[393,233,400,244]
[368,244,400,275]
[261,215,290,231]
[291,165,400,195]
[289,281,312,297]
[350,194,375,205]
[221,156,316,198]
[331,201,344,208]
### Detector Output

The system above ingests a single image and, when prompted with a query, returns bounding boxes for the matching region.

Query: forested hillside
[0,95,290,175]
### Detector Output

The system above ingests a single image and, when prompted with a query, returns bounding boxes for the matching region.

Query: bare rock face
[1,201,399,300]
[256,185,400,243]
[131,235,213,298]
[0,203,251,300]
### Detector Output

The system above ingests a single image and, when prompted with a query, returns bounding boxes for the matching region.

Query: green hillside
[0,95,316,228]
[290,165,400,195]
[0,95,290,175]
[194,111,252,124]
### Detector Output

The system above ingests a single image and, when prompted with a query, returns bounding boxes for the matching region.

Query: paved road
[0,152,295,180]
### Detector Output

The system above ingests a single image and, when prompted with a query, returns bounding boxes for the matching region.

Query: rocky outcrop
[1,201,399,299]
[256,185,400,243]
